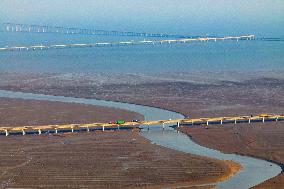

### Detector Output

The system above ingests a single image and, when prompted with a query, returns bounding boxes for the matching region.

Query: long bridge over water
[0,35,255,52]
[1,22,199,38]
[0,22,256,52]
[1,114,283,136]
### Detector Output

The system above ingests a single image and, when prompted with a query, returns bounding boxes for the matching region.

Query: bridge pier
[5,130,9,136]
[234,119,237,124]
[55,128,58,134]
[22,129,26,135]
[249,118,251,124]
[5,25,10,32]
[221,119,223,125]
[147,124,150,131]
[102,125,105,131]
[71,127,74,133]
[162,123,165,130]
[117,125,120,130]
[177,122,180,128]
[276,117,278,122]
[206,121,209,126]
[263,117,265,123]
[38,129,42,135]
[87,126,90,132]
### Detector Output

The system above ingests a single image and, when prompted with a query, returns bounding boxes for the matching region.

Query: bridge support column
[71,127,74,133]
[102,125,105,131]
[221,120,223,125]
[276,117,278,122]
[191,121,194,126]
[55,128,58,134]
[87,127,90,132]
[262,117,265,123]
[162,123,165,130]
[234,119,237,124]
[206,121,209,126]
[5,130,9,136]
[117,125,120,130]
[147,124,150,131]
[22,129,26,135]
[177,122,180,128]
[249,118,251,124]
[38,129,42,135]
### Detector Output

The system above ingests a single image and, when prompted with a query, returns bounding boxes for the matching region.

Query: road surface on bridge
[1,114,283,136]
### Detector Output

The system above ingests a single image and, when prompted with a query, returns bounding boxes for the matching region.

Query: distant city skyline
[0,0,283,37]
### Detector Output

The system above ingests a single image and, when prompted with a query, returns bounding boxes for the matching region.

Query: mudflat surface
[1,73,283,119]
[0,95,235,188]
[1,72,283,188]
[0,98,143,127]
[0,130,232,189]
[179,122,284,189]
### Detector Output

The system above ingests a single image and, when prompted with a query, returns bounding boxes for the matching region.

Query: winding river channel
[0,89,282,189]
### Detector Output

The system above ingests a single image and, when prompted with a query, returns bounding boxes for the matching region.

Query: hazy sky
[1,0,284,36]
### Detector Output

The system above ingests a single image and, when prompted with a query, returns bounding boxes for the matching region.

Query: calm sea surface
[0,32,283,74]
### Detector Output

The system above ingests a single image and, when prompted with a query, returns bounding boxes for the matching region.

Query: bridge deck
[0,114,283,136]
[0,35,255,52]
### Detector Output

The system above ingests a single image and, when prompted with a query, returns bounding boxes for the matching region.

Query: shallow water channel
[0,90,281,189]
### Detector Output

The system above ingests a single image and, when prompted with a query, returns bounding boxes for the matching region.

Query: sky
[0,0,284,37]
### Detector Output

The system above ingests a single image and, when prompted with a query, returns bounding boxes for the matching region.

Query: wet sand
[0,97,237,188]
[0,130,233,188]
[179,122,284,189]
[0,98,143,127]
[2,73,282,118]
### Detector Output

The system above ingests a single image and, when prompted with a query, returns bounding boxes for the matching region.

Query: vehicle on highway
[116,120,126,124]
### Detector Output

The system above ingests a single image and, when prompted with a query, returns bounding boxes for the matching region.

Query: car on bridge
[132,119,140,123]
[116,120,126,124]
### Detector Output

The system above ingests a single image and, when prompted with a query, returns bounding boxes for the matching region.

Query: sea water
[0,32,283,75]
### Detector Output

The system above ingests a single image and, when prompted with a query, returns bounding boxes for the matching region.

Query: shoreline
[180,127,284,173]
[178,123,284,188]
[0,88,188,118]
[140,132,243,187]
